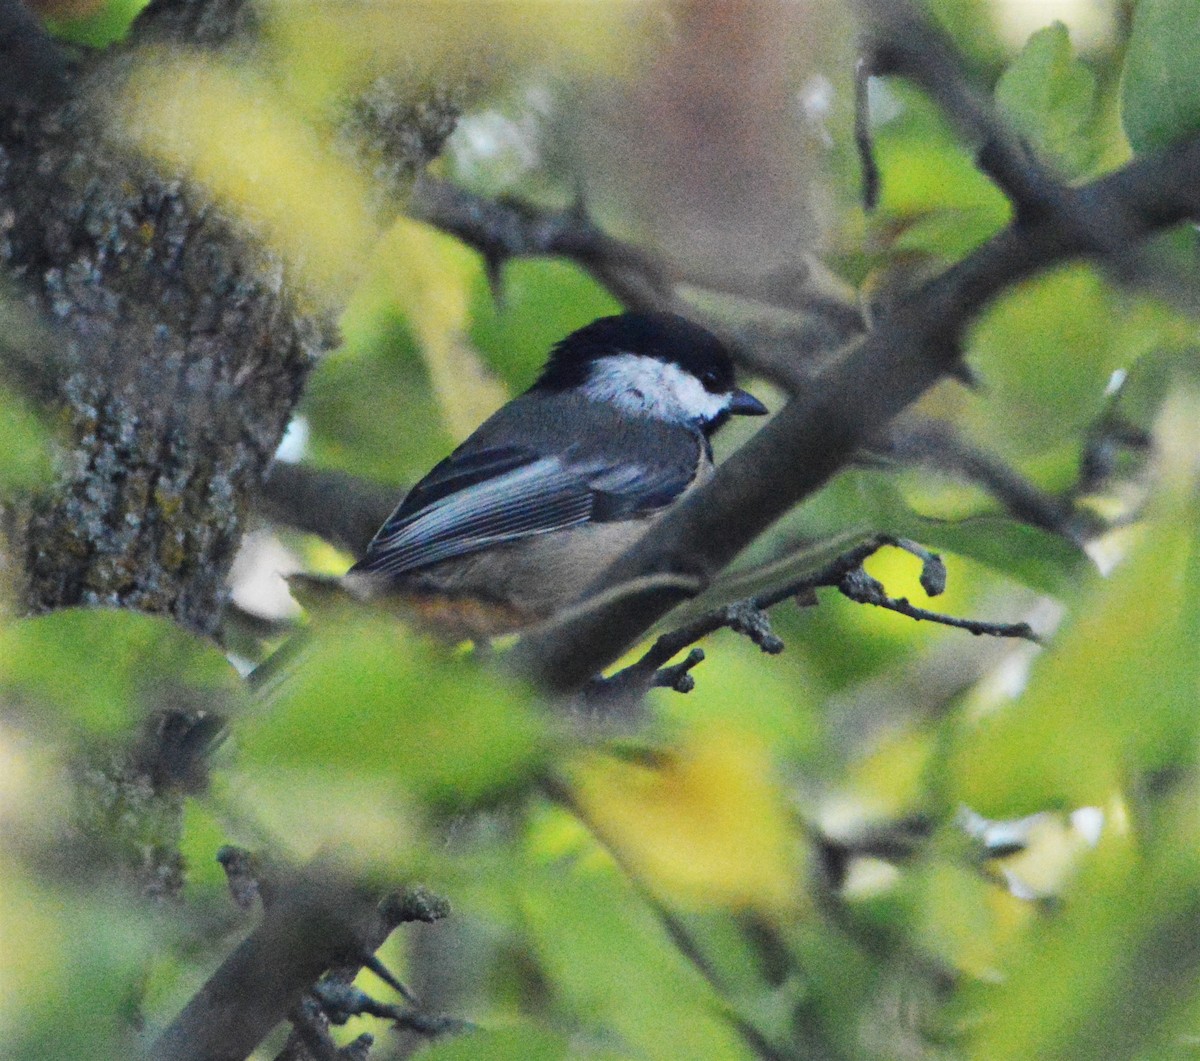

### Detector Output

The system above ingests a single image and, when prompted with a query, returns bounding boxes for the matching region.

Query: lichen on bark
[0,1,460,638]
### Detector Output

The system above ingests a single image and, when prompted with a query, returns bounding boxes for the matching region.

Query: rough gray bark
[0,0,458,638]
[0,0,459,915]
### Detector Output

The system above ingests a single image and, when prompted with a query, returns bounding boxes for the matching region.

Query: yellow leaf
[262,0,636,106]
[120,55,378,301]
[913,861,1034,982]
[377,220,507,435]
[570,725,801,913]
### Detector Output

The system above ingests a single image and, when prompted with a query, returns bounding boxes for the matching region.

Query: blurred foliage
[40,0,146,45]
[994,22,1104,177]
[570,723,804,912]
[3,1,1200,1060]
[0,390,53,491]
[1122,0,1200,151]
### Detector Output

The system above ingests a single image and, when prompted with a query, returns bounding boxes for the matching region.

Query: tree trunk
[0,0,457,637]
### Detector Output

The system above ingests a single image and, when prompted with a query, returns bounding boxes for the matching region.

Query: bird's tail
[284,571,529,642]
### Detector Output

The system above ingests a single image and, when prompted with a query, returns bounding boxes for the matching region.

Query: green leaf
[520,823,756,1061]
[303,306,454,485]
[45,0,150,47]
[1,875,162,1061]
[963,266,1184,465]
[792,469,1087,595]
[0,390,52,490]
[1122,0,1200,151]
[948,477,1200,817]
[239,617,550,808]
[874,129,1010,261]
[0,609,241,737]
[961,807,1200,1060]
[413,1027,568,1061]
[995,23,1101,177]
[919,0,1006,69]
[470,257,621,393]
[307,256,617,483]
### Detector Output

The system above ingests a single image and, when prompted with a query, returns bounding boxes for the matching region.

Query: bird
[343,311,768,639]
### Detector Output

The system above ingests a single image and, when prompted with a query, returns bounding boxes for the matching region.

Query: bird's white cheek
[582,355,729,423]
[684,382,733,422]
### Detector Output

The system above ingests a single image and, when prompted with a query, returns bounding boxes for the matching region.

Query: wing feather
[353,457,597,577]
[351,394,703,579]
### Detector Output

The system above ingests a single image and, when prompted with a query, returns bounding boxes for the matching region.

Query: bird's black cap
[532,311,739,395]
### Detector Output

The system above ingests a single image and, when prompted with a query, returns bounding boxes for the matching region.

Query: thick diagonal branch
[516,135,1200,693]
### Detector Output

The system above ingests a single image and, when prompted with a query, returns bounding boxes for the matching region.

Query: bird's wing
[350,442,696,579]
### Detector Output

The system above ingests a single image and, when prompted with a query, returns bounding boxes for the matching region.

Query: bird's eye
[700,370,720,390]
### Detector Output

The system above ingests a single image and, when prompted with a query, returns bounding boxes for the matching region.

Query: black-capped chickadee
[346,311,767,637]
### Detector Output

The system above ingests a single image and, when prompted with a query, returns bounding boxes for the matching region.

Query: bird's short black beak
[728,388,768,416]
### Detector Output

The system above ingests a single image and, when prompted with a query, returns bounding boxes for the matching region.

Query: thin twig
[836,565,1039,642]
[595,534,1036,700]
[310,981,471,1038]
[648,647,706,694]
[854,56,881,212]
[410,176,676,312]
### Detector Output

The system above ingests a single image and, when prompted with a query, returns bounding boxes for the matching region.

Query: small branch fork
[852,0,1137,264]
[410,176,677,313]
[594,535,1038,700]
[151,852,462,1061]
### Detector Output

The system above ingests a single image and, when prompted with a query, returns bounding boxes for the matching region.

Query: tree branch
[410,177,865,393]
[152,863,450,1061]
[130,0,259,47]
[410,176,676,312]
[853,55,881,212]
[515,134,1200,694]
[150,867,384,1061]
[855,0,1136,263]
[0,6,460,636]
[871,418,1099,544]
[836,563,1036,641]
[595,534,1035,702]
[259,463,399,557]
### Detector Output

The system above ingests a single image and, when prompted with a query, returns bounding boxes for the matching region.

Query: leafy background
[2,0,1200,1058]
